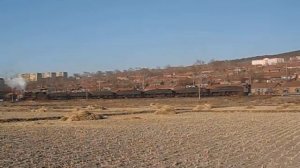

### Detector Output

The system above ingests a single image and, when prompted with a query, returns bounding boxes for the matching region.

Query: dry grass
[154,105,176,115]
[287,105,300,110]
[150,103,163,109]
[31,106,48,112]
[131,116,143,119]
[276,103,293,110]
[123,116,143,120]
[73,107,81,112]
[61,110,105,121]
[70,105,107,112]
[85,105,96,110]
[192,104,213,111]
[245,105,256,109]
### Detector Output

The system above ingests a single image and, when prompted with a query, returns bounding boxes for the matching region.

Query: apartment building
[56,72,68,78]
[20,73,42,82]
[42,72,56,78]
[252,58,285,66]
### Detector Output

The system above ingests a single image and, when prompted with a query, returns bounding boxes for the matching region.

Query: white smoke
[5,77,27,90]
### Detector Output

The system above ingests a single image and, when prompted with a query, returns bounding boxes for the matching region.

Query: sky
[1,0,300,75]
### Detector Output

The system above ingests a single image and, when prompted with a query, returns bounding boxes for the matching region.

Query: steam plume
[5,77,27,90]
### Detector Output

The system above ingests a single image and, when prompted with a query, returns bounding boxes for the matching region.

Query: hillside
[232,50,300,63]
[24,49,300,91]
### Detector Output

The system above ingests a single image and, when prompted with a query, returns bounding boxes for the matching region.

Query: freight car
[90,90,116,99]
[210,84,250,96]
[144,89,175,98]
[116,90,144,98]
[69,91,90,99]
[47,92,70,100]
[35,91,48,100]
[174,87,210,97]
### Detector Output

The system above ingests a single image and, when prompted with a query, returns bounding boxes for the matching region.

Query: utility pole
[198,83,201,100]
[11,88,14,103]
[142,72,148,91]
[97,80,102,91]
[85,89,88,100]
[193,74,196,86]
[142,75,145,90]
[285,62,288,80]
[198,73,202,100]
[284,62,288,96]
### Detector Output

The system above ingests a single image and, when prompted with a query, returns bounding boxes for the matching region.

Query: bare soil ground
[1,96,300,167]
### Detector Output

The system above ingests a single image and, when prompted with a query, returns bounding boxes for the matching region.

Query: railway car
[174,87,210,97]
[47,92,70,100]
[35,91,48,100]
[116,90,144,98]
[90,90,116,99]
[144,89,175,98]
[69,91,91,99]
[210,85,249,96]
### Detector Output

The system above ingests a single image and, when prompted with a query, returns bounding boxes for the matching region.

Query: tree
[73,73,81,78]
[194,59,205,65]
[96,71,104,77]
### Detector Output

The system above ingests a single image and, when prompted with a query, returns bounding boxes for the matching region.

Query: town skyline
[2,49,299,77]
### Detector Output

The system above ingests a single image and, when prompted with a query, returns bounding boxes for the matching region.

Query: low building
[252,58,285,66]
[282,81,300,95]
[29,73,42,81]
[252,81,300,95]
[251,82,282,95]
[289,56,300,61]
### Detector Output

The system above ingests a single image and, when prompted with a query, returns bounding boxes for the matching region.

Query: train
[0,91,5,101]
[19,84,251,101]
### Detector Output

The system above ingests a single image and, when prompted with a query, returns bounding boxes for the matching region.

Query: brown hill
[232,50,300,63]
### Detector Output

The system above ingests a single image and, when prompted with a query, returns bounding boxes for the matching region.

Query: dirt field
[1,97,300,167]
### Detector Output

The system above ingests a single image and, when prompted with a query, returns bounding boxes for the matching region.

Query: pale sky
[1,0,300,75]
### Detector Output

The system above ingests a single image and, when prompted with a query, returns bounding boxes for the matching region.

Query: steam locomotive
[21,84,251,101]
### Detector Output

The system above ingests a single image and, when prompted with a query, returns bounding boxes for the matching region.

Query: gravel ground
[1,112,300,168]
